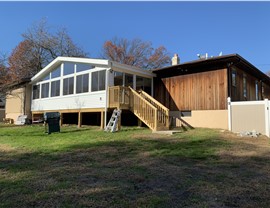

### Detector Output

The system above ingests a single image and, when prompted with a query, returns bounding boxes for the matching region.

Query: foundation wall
[171,110,228,129]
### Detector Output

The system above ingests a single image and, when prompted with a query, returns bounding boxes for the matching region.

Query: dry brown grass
[0,126,270,207]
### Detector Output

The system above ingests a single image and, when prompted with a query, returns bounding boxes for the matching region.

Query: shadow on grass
[1,133,270,207]
[0,126,98,138]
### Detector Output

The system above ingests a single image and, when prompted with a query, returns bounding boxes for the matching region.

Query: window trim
[63,77,74,96]
[243,74,247,98]
[255,80,259,100]
[75,63,94,73]
[91,70,106,92]
[232,69,237,87]
[50,80,60,97]
[32,84,40,100]
[76,73,89,94]
[63,62,75,76]
[41,82,50,98]
[51,65,61,79]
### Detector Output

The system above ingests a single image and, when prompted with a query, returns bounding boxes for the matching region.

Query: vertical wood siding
[154,68,228,110]
[231,67,263,101]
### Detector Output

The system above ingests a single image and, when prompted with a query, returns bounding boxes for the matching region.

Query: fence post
[227,97,232,131]
[264,99,269,137]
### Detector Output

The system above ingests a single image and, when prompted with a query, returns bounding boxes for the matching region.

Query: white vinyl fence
[228,98,270,137]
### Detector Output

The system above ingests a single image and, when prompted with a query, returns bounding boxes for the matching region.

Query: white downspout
[264,99,269,137]
[227,97,232,131]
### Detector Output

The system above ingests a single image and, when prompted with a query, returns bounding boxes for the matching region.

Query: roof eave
[110,61,155,77]
[152,53,239,72]
[152,53,270,85]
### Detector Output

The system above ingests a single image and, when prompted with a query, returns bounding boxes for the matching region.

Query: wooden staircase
[108,86,170,131]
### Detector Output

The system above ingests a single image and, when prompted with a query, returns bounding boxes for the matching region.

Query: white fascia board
[30,57,109,84]
[58,57,109,66]
[110,61,156,78]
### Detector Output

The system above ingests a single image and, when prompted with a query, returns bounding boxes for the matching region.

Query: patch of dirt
[0,144,15,152]
[219,130,270,159]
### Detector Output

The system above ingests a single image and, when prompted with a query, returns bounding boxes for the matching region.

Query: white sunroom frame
[30,57,155,128]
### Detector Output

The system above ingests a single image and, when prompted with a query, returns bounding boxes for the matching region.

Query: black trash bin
[44,112,60,134]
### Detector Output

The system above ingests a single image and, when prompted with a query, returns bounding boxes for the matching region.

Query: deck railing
[108,86,130,109]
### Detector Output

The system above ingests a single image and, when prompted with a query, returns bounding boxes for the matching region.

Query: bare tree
[8,18,88,82]
[0,52,9,96]
[0,51,7,67]
[101,37,171,69]
[1,50,26,106]
[52,28,87,58]
[8,40,39,80]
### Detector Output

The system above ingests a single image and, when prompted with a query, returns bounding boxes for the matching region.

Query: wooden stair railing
[129,87,158,131]
[108,86,169,131]
[138,90,170,129]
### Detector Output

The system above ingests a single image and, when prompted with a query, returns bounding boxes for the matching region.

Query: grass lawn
[0,124,270,207]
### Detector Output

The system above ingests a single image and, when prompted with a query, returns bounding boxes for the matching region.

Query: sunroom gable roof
[31,57,109,83]
[31,57,155,83]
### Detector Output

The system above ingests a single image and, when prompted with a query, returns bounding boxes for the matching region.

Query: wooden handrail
[129,87,156,110]
[140,90,169,112]
[129,87,158,131]
[139,90,170,128]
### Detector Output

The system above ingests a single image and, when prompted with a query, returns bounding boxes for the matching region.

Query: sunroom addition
[30,57,169,131]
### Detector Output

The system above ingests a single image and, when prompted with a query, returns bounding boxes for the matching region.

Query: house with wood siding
[152,54,270,129]
[5,53,270,132]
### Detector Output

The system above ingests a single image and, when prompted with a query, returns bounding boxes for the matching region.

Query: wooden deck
[108,86,170,131]
[108,86,131,110]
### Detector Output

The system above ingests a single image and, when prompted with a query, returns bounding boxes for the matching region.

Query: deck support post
[78,112,82,128]
[100,111,104,129]
[138,119,142,127]
[117,111,121,131]
[60,113,63,126]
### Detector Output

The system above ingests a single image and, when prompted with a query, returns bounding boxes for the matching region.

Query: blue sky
[1,1,270,72]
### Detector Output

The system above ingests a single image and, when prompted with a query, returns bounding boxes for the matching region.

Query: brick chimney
[171,54,180,65]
